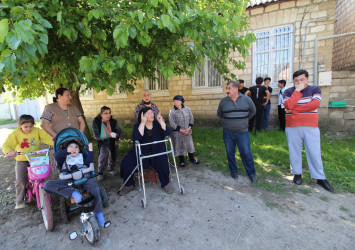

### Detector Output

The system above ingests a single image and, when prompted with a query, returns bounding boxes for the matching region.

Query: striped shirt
[283,86,321,127]
[217,95,256,133]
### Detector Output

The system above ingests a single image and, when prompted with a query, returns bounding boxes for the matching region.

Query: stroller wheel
[60,197,69,223]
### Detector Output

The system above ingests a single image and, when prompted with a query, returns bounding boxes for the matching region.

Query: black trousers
[249,103,264,132]
[278,105,286,131]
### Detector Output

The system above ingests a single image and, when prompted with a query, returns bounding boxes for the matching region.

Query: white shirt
[278,87,286,108]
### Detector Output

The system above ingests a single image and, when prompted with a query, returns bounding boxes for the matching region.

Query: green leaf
[106,87,114,96]
[117,58,125,68]
[93,10,100,19]
[11,77,21,85]
[129,27,137,39]
[88,10,94,21]
[0,62,4,73]
[37,33,48,44]
[137,10,144,23]
[150,0,158,7]
[161,14,170,27]
[57,11,62,22]
[6,31,22,50]
[0,18,8,43]
[14,20,35,44]
[1,49,16,72]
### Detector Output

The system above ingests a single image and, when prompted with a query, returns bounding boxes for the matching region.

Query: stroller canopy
[54,128,89,155]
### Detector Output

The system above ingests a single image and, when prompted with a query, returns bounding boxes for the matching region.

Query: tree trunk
[70,87,92,140]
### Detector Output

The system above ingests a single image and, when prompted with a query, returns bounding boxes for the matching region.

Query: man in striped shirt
[217,81,257,183]
[283,70,334,192]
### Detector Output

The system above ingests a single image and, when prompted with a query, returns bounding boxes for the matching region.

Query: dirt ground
[0,126,354,250]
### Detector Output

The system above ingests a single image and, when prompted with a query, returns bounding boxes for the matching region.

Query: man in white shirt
[277,80,287,131]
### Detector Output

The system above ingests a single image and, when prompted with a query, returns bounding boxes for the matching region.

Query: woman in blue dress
[118,107,173,196]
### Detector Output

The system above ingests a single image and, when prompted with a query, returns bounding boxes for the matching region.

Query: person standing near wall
[277,80,286,131]
[262,77,273,130]
[283,70,334,192]
[246,77,271,132]
[217,81,257,183]
[134,90,160,119]
[238,79,249,95]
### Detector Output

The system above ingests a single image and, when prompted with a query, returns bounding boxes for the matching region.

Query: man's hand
[285,108,292,113]
[295,82,306,92]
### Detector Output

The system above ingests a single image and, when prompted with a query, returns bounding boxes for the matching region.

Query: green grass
[320,196,329,202]
[0,119,17,125]
[89,124,355,193]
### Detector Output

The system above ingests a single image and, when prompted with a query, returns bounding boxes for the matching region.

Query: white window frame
[107,83,127,99]
[192,56,223,95]
[144,69,170,97]
[252,25,294,87]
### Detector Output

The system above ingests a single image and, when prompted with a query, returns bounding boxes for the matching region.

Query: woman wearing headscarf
[119,107,172,196]
[169,95,200,167]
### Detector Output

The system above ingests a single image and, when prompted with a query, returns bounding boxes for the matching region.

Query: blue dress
[120,119,171,187]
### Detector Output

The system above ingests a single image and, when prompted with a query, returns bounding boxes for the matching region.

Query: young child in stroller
[44,140,111,228]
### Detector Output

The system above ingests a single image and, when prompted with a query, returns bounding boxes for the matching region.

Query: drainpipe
[314,31,355,86]
[300,18,335,69]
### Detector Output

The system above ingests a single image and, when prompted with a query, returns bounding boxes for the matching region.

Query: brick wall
[79,0,341,131]
[332,0,355,71]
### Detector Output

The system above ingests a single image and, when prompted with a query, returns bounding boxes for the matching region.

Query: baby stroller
[53,128,109,244]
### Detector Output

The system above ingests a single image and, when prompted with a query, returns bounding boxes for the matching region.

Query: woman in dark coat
[118,107,172,196]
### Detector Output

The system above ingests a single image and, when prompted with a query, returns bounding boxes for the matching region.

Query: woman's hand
[140,112,147,124]
[157,112,166,130]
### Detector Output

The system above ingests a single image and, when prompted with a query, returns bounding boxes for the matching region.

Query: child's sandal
[104,221,111,228]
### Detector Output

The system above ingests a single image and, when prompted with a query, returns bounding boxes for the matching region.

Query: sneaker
[163,182,173,194]
[317,179,334,192]
[97,174,104,181]
[118,185,134,196]
[230,171,238,179]
[293,174,303,185]
[15,203,25,209]
[104,221,111,228]
[109,170,118,176]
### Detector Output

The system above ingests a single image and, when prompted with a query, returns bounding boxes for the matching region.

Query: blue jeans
[223,129,256,176]
[262,103,271,130]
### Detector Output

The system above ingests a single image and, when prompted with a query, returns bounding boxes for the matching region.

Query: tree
[0,0,255,126]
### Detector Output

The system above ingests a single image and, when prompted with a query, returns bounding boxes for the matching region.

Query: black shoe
[317,179,334,192]
[230,171,238,179]
[249,175,257,183]
[180,163,186,168]
[293,174,303,185]
[190,158,200,165]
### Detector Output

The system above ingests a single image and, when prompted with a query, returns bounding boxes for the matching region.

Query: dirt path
[0,127,354,250]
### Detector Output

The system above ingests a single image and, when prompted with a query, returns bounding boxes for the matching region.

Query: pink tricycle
[17,148,54,231]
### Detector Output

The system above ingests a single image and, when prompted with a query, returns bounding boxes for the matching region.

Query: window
[79,85,94,100]
[193,57,222,88]
[252,25,294,85]
[144,70,168,91]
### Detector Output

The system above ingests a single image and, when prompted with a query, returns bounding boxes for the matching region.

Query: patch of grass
[339,216,347,220]
[192,127,355,193]
[266,201,278,208]
[340,205,349,212]
[319,196,329,202]
[0,119,17,126]
[299,188,312,195]
[255,181,285,193]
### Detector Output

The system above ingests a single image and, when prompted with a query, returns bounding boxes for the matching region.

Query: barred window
[144,70,168,91]
[253,26,294,84]
[193,57,222,88]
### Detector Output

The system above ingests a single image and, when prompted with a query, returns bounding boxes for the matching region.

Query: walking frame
[119,136,184,208]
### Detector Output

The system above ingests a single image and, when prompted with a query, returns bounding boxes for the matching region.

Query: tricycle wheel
[84,216,100,245]
[39,187,53,231]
